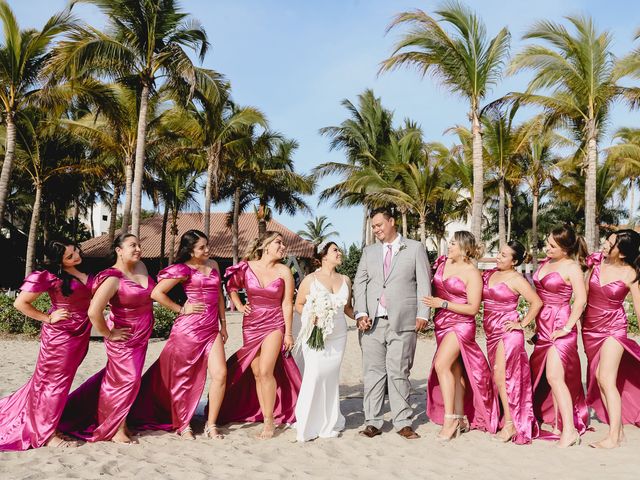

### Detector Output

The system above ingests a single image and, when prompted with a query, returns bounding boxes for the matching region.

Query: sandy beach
[1,313,638,480]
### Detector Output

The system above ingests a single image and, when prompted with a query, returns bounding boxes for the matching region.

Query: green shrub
[153,304,177,339]
[0,292,50,335]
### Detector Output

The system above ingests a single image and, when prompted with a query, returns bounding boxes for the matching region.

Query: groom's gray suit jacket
[353,238,432,331]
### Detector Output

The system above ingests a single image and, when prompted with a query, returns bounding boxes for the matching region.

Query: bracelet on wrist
[562,325,572,333]
[285,333,293,337]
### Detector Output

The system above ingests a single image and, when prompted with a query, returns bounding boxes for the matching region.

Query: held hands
[356,316,372,332]
[107,327,132,342]
[48,309,69,324]
[422,296,444,308]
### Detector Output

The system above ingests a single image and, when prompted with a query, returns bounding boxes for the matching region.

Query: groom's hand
[415,318,428,332]
[356,316,371,331]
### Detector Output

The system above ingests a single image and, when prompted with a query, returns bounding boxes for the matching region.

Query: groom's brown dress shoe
[359,425,382,438]
[396,427,420,439]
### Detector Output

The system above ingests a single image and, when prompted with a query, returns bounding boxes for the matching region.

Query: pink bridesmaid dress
[529,259,589,438]
[426,256,499,432]
[58,268,155,441]
[0,271,93,451]
[217,261,301,424]
[582,253,640,426]
[482,269,537,444]
[128,263,221,432]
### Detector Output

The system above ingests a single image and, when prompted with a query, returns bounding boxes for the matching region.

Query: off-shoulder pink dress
[426,256,499,432]
[0,271,93,451]
[129,263,221,432]
[59,268,155,441]
[217,261,301,424]
[482,269,537,444]
[530,260,589,438]
[583,253,640,426]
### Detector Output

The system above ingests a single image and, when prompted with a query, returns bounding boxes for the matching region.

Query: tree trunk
[108,183,121,244]
[25,182,43,276]
[131,84,150,238]
[232,187,241,264]
[168,210,178,265]
[365,217,373,245]
[418,215,426,246]
[159,202,169,268]
[87,202,93,239]
[401,210,408,238]
[498,176,506,248]
[203,142,221,236]
[532,191,539,271]
[361,207,368,247]
[629,177,636,225]
[506,196,512,243]
[0,113,17,225]
[122,155,134,233]
[584,122,598,252]
[257,201,267,237]
[470,108,484,242]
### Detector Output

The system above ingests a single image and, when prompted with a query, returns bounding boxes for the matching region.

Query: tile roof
[80,212,315,259]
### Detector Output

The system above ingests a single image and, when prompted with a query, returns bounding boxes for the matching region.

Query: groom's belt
[375,315,389,320]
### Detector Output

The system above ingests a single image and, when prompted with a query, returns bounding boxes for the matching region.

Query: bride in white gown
[294,241,354,442]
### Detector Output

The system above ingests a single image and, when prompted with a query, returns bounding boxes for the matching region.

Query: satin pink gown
[530,260,589,438]
[0,271,93,451]
[128,263,221,432]
[58,268,155,441]
[426,256,499,432]
[583,253,640,426]
[482,269,537,444]
[217,261,301,424]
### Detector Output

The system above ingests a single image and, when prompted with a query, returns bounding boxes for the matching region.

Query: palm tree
[297,215,338,245]
[0,2,77,225]
[509,15,636,250]
[315,89,394,246]
[606,127,640,224]
[380,1,510,241]
[49,0,213,238]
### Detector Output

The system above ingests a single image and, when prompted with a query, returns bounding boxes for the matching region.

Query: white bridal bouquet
[296,287,343,351]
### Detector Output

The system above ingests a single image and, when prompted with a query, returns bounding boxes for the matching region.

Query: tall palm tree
[380,1,510,241]
[297,215,338,245]
[0,2,77,225]
[509,15,636,250]
[315,89,394,246]
[606,127,640,224]
[49,0,213,237]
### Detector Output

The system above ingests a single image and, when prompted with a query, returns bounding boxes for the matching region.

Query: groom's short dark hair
[369,206,395,220]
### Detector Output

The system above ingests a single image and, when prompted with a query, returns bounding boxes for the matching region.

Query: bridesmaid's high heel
[491,420,516,443]
[557,432,581,448]
[457,415,470,434]
[437,414,461,443]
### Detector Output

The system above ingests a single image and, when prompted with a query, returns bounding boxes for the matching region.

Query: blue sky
[9,0,640,246]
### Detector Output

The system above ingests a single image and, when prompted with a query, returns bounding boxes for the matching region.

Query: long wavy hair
[243,231,282,261]
[44,240,85,297]
[175,229,209,264]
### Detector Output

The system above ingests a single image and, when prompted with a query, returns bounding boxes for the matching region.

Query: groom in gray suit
[354,207,431,439]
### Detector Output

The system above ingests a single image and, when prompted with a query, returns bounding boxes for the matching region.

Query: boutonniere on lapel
[396,243,407,256]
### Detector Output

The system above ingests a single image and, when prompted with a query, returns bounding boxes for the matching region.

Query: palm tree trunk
[0,112,17,225]
[361,207,368,247]
[532,191,539,270]
[203,142,221,236]
[418,215,426,245]
[160,202,169,268]
[365,217,373,245]
[131,84,150,238]
[498,176,506,247]
[401,210,408,238]
[25,182,43,276]
[169,210,178,265]
[108,183,121,244]
[584,124,598,251]
[470,109,484,242]
[232,187,241,264]
[257,201,267,237]
[122,155,134,232]
[506,195,513,243]
[629,177,635,225]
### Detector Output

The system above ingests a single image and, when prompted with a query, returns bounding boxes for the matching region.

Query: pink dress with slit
[59,268,155,441]
[482,269,537,444]
[0,271,92,451]
[426,256,499,432]
[582,252,640,426]
[217,261,301,424]
[128,263,221,432]
[529,260,589,438]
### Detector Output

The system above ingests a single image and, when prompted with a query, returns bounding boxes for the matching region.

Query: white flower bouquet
[296,289,342,351]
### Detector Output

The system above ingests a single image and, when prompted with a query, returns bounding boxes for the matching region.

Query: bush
[153,304,177,339]
[0,292,49,335]
[337,243,362,282]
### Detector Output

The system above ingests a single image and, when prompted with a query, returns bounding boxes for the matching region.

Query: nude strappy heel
[437,414,461,442]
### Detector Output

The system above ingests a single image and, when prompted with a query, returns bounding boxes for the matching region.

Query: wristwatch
[441,300,448,309]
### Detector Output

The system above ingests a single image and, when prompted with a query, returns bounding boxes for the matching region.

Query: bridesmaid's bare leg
[592,338,624,449]
[434,332,462,439]
[545,347,578,447]
[493,341,516,441]
[253,330,283,439]
[111,420,133,444]
[205,335,227,439]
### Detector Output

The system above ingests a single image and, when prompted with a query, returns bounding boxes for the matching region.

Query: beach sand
[1,313,638,479]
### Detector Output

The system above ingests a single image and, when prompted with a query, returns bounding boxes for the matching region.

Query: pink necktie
[380,245,392,308]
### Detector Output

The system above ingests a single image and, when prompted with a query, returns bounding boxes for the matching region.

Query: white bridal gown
[294,276,348,442]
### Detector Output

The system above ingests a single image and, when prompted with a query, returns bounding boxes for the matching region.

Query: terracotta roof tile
[81,212,315,259]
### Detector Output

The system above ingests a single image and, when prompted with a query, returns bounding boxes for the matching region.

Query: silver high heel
[437,414,461,443]
[457,414,470,434]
